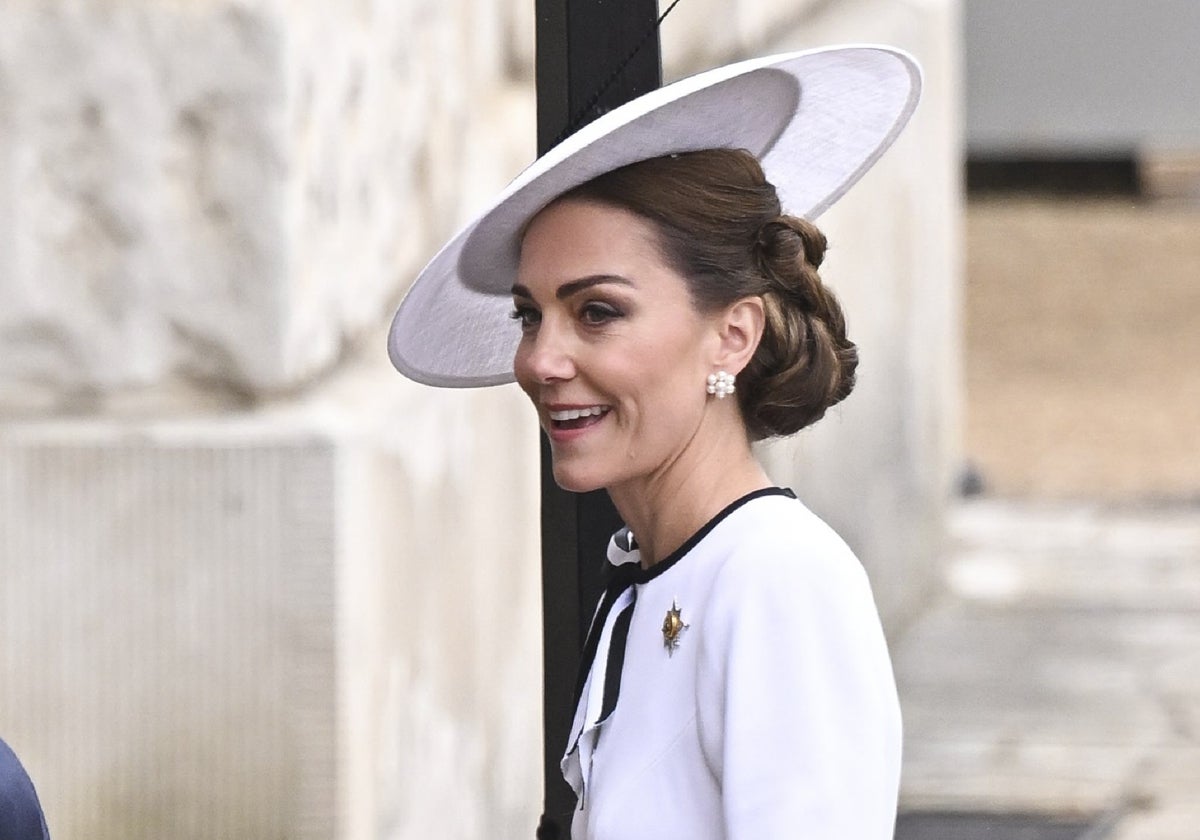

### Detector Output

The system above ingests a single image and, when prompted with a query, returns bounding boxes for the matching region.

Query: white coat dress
[562,487,902,840]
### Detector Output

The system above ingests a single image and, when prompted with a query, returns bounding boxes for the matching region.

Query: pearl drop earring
[706,370,736,399]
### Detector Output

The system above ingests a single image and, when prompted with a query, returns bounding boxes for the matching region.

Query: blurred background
[0,1,1195,838]
[895,4,1199,839]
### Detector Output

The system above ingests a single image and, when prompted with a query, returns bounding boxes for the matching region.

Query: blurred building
[965,0,1200,198]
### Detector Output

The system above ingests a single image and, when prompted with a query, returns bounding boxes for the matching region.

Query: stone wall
[756,0,963,633]
[0,373,543,840]
[1,2,544,838]
[0,0,960,838]
[0,0,522,411]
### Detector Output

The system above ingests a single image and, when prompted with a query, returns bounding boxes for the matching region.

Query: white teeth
[549,406,609,422]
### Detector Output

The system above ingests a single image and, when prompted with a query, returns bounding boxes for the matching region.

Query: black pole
[534,1,662,837]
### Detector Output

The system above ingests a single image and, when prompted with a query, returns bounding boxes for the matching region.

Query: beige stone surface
[1111,747,1200,840]
[0,347,543,840]
[0,0,532,410]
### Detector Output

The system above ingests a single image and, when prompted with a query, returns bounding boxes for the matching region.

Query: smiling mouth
[547,405,611,431]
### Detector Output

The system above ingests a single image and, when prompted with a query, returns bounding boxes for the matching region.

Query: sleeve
[695,532,903,839]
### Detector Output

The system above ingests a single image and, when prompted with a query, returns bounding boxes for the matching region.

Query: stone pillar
[1,431,340,839]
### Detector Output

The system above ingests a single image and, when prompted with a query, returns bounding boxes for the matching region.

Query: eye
[509,303,541,331]
[579,301,623,326]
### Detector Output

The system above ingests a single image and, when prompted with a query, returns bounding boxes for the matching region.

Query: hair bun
[754,216,830,317]
[747,213,855,438]
[756,216,827,270]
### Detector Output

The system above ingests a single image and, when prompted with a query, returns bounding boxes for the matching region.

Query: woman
[390,46,921,839]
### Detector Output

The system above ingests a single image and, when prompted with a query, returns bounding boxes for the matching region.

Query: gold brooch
[661,599,689,657]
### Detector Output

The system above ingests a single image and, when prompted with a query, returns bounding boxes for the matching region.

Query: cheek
[644,331,709,393]
[619,340,708,421]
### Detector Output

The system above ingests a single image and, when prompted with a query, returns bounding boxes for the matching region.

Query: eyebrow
[511,274,634,301]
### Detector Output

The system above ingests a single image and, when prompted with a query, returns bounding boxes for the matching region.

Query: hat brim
[389,44,922,388]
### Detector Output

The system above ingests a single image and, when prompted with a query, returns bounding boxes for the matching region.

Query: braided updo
[561,148,858,440]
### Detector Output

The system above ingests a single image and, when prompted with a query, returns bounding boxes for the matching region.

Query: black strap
[570,561,639,712]
[598,587,636,724]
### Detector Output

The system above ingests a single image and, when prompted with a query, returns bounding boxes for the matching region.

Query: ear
[712,296,765,375]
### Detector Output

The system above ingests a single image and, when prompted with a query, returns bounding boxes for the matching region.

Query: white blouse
[562,488,902,840]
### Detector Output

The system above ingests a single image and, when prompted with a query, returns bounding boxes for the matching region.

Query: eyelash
[509,301,625,330]
[580,301,623,324]
[509,305,540,331]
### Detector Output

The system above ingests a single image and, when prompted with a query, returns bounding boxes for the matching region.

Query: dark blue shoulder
[0,738,50,840]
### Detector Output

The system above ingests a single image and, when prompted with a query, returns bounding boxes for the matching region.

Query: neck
[606,419,772,569]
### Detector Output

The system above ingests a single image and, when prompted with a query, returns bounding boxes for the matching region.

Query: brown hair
[560,148,858,440]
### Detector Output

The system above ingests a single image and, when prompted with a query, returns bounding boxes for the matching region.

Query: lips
[548,406,609,422]
[546,404,611,433]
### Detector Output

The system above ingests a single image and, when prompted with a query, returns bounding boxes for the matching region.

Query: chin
[551,461,609,494]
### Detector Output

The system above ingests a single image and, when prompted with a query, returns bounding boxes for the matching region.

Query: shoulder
[698,492,882,647]
[694,495,902,837]
[0,738,50,840]
[714,493,867,595]
[0,737,32,789]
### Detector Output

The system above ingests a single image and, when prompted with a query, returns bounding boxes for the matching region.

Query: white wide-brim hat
[389,44,922,388]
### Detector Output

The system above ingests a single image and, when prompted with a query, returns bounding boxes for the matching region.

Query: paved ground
[895,499,1200,839]
[891,196,1200,837]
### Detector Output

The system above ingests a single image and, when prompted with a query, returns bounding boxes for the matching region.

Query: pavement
[893,498,1200,840]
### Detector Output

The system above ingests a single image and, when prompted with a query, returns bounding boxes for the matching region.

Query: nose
[516,320,576,385]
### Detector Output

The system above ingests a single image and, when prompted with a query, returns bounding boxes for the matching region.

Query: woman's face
[512,198,721,493]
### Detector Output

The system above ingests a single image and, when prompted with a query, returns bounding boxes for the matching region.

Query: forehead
[516,199,674,292]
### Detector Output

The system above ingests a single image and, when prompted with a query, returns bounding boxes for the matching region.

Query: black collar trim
[628,486,795,584]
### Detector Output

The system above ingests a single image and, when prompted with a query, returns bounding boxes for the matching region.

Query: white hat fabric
[389,44,922,388]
